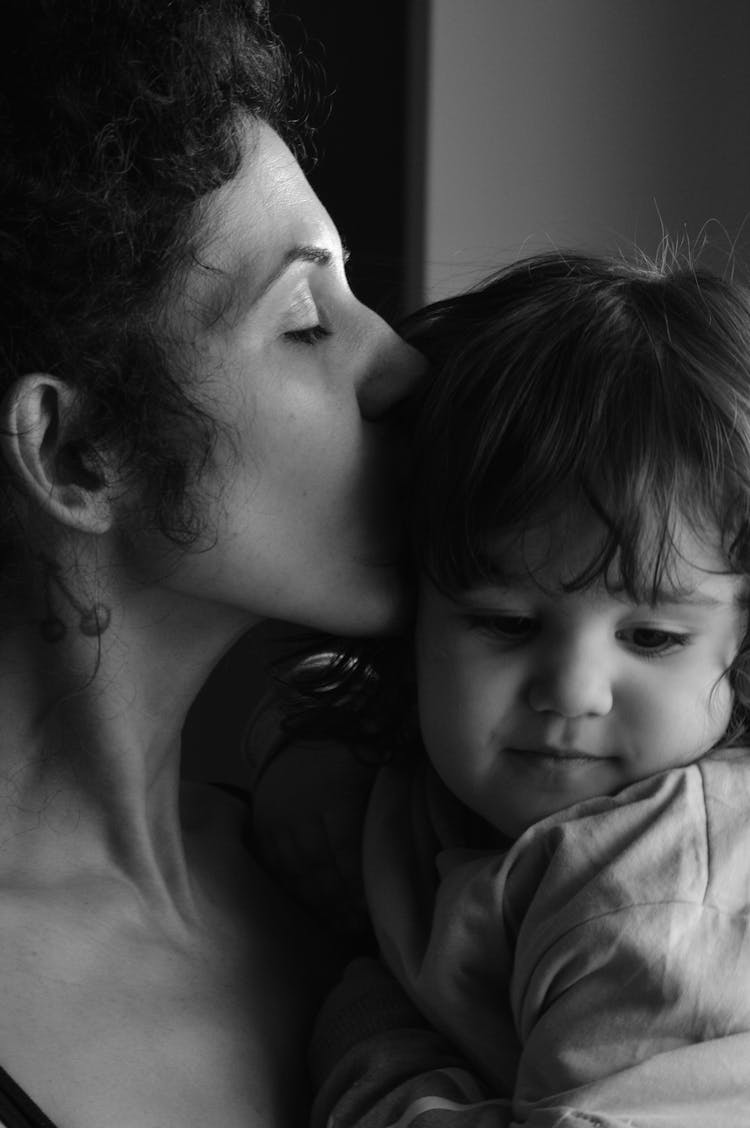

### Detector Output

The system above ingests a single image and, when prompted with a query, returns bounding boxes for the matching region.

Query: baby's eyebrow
[653,592,725,608]
[464,579,731,610]
[610,586,727,609]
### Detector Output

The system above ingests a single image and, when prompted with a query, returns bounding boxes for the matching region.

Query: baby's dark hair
[404,248,750,743]
[0,0,301,555]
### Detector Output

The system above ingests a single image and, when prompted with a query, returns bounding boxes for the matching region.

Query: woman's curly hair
[0,0,304,552]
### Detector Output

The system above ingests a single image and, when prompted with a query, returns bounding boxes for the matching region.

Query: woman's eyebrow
[193,243,340,331]
[248,244,334,307]
[248,241,351,308]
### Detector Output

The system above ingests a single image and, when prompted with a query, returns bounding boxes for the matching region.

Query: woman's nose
[356,310,429,422]
[526,643,614,718]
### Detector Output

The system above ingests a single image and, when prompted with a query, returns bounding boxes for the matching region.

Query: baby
[308,249,750,1127]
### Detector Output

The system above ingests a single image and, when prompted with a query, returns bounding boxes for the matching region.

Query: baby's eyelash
[465,614,536,641]
[617,627,692,657]
[285,325,331,345]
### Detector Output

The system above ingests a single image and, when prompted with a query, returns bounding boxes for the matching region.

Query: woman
[0,2,424,1126]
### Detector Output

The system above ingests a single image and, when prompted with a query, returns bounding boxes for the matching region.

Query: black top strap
[0,1063,59,1128]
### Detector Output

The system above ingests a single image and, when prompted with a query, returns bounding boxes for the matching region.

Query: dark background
[181,1,424,782]
[269,0,424,322]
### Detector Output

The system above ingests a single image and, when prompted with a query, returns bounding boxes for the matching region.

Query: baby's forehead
[479,509,739,603]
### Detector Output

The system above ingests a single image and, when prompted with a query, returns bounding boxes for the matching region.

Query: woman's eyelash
[285,325,331,345]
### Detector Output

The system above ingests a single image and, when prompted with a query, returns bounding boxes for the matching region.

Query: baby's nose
[526,644,613,718]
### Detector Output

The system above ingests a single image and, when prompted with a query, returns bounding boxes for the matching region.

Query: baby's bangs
[417,462,738,604]
[410,250,750,600]
[562,470,729,603]
[413,347,750,602]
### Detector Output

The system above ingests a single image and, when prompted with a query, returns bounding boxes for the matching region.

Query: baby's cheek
[678,674,735,757]
[418,701,457,777]
[707,674,735,739]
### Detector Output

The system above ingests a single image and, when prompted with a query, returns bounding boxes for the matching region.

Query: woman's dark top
[0,1064,59,1128]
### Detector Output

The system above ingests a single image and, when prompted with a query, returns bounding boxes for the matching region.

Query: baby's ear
[0,374,113,535]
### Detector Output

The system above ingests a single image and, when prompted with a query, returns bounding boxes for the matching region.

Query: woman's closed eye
[282,285,331,345]
[616,626,692,656]
[284,324,331,345]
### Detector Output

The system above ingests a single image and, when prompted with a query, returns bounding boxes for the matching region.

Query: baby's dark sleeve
[310,956,514,1128]
[309,958,648,1128]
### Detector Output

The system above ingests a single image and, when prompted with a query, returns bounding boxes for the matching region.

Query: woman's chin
[309,561,414,638]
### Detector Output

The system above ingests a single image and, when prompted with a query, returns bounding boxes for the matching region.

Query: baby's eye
[284,324,331,346]
[468,614,537,642]
[617,627,690,655]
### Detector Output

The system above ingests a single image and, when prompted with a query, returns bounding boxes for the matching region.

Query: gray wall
[416,0,750,303]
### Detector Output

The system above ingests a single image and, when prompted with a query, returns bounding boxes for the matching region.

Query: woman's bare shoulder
[0,779,335,1128]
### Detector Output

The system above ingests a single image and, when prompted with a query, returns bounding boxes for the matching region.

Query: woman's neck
[0,571,257,930]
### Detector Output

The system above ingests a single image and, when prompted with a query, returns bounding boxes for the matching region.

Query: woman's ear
[0,374,113,535]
